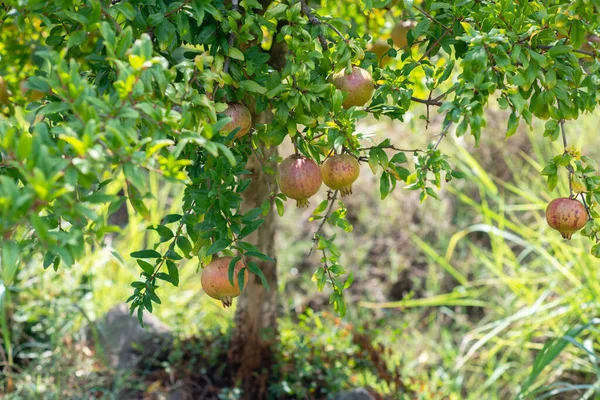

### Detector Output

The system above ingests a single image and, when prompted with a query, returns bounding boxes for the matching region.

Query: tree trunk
[228,130,278,399]
[227,6,286,396]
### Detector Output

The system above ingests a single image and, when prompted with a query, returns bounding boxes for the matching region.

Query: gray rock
[88,303,172,369]
[335,388,375,400]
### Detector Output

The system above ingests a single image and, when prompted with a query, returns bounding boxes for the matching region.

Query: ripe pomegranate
[221,102,252,139]
[201,256,248,307]
[330,66,374,109]
[321,154,360,197]
[391,20,415,48]
[367,39,392,66]
[545,197,588,240]
[277,154,322,208]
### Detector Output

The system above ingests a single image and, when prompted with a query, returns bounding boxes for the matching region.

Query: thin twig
[433,121,452,150]
[359,144,424,153]
[308,190,338,256]
[557,102,574,198]
[101,8,123,33]
[410,95,443,107]
[537,45,596,58]
[418,29,450,63]
[164,0,192,18]
[413,5,452,32]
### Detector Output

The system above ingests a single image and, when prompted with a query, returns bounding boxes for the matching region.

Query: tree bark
[228,143,278,399]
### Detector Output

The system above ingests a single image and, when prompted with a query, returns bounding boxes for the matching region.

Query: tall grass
[394,118,600,398]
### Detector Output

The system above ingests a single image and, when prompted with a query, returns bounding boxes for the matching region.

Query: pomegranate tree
[330,66,374,109]
[321,154,360,197]
[276,154,322,208]
[201,256,248,307]
[221,102,252,139]
[546,197,588,240]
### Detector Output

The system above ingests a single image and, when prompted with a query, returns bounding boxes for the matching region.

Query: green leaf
[207,237,232,256]
[313,199,329,215]
[592,244,600,258]
[248,261,269,290]
[239,80,267,94]
[506,112,519,138]
[238,267,247,292]
[275,198,284,217]
[176,236,192,257]
[147,224,174,239]
[161,214,182,224]
[380,172,391,200]
[130,249,162,259]
[67,30,87,48]
[228,47,245,61]
[137,260,155,275]
[228,256,241,286]
[1,240,19,284]
[245,251,275,263]
[156,272,172,283]
[264,3,287,19]
[147,13,165,27]
[166,260,179,286]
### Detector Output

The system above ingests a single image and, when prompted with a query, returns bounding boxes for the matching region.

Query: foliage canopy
[1,0,600,321]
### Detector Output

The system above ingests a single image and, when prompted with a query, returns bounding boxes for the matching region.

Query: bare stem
[433,121,452,150]
[557,103,574,198]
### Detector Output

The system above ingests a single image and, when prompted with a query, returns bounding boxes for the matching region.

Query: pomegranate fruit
[367,39,392,66]
[545,197,588,240]
[221,102,252,139]
[321,154,360,197]
[330,66,374,109]
[277,154,322,208]
[201,256,248,307]
[391,20,415,48]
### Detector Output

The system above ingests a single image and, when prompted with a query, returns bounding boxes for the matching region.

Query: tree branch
[300,0,346,45]
[300,0,328,49]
